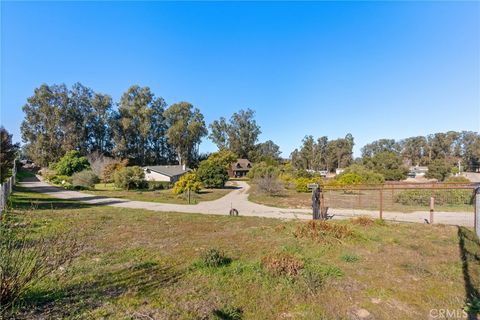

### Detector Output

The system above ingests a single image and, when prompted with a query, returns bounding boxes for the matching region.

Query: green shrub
[72,170,99,189]
[426,159,452,181]
[247,162,280,180]
[47,174,72,185]
[172,172,201,195]
[445,176,470,183]
[147,181,170,190]
[295,177,322,193]
[201,248,231,267]
[52,150,90,176]
[197,160,229,188]
[336,165,384,185]
[336,173,362,186]
[395,189,473,206]
[113,166,146,190]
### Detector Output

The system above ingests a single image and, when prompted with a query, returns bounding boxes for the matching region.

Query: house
[143,165,190,183]
[229,159,253,178]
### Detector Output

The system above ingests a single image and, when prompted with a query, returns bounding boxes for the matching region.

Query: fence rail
[0,165,17,218]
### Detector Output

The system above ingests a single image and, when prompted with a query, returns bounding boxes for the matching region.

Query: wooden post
[188,188,191,204]
[379,188,383,220]
[391,186,394,206]
[429,196,434,224]
[475,187,480,238]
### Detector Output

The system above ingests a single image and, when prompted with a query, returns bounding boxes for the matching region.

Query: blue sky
[1,1,479,157]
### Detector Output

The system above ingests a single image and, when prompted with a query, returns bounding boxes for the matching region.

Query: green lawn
[81,183,235,205]
[3,188,479,319]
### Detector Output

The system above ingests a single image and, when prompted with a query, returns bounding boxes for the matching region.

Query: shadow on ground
[12,184,127,210]
[18,261,183,318]
[457,226,480,319]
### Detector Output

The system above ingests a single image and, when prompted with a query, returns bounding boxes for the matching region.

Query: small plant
[201,248,231,267]
[341,253,359,263]
[300,268,325,293]
[72,170,99,189]
[261,252,304,277]
[212,305,243,320]
[374,218,387,226]
[464,297,480,316]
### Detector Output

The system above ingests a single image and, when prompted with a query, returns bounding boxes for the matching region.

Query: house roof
[144,165,190,177]
[231,159,252,171]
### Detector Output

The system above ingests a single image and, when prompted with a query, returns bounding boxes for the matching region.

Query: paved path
[19,177,474,227]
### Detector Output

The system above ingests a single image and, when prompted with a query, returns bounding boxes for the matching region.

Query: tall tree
[0,127,20,182]
[400,136,427,166]
[361,139,400,158]
[209,108,261,158]
[164,102,207,166]
[21,84,69,166]
[208,117,230,150]
[228,109,261,158]
[89,92,113,154]
[248,140,281,163]
[111,85,167,165]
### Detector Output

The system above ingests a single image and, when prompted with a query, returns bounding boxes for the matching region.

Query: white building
[143,165,190,183]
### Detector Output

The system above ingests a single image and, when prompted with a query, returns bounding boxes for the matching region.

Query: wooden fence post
[379,188,383,220]
[429,196,435,224]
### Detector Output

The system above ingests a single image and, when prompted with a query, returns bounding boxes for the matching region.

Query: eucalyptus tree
[111,85,169,165]
[164,102,207,166]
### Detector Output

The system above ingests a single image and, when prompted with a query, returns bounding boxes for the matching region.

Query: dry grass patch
[351,216,375,227]
[261,252,304,277]
[293,220,353,243]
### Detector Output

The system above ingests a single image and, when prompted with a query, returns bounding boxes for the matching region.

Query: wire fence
[321,182,477,219]
[0,164,17,218]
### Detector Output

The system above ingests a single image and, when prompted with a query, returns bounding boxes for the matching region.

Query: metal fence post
[475,187,480,238]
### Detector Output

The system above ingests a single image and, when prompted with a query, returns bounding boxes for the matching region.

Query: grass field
[4,188,479,319]
[248,184,475,213]
[80,183,235,205]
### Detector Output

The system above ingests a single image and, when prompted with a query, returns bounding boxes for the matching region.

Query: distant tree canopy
[20,83,206,168]
[290,134,354,172]
[0,127,20,182]
[361,131,480,171]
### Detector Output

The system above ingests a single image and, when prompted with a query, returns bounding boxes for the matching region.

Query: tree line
[16,82,480,175]
[290,131,480,175]
[20,83,281,168]
[290,134,355,172]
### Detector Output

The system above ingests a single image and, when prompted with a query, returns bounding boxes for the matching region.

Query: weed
[212,305,243,320]
[261,252,304,277]
[201,248,232,268]
[341,253,359,263]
